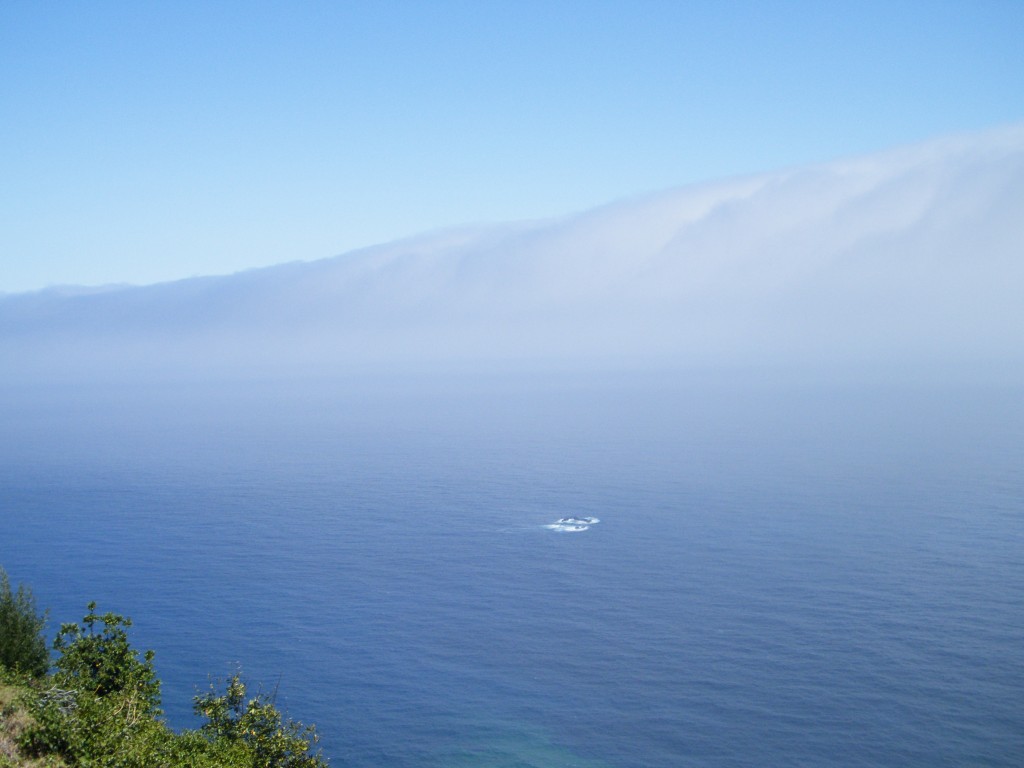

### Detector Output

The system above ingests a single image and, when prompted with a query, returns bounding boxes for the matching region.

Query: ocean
[1,372,1022,767]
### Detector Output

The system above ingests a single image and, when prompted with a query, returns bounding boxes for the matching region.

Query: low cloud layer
[3,124,1023,381]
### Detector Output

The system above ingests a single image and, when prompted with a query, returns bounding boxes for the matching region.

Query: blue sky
[2,1,1022,293]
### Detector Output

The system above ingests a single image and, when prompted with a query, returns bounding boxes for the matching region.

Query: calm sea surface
[2,374,1022,767]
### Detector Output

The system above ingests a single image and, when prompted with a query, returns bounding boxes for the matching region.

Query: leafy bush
[51,603,160,710]
[194,675,325,768]
[22,604,163,767]
[18,603,327,768]
[0,568,48,679]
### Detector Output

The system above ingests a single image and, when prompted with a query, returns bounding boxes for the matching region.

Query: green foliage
[14,602,328,768]
[24,690,169,768]
[194,675,326,768]
[0,569,49,679]
[51,603,160,711]
[22,604,163,767]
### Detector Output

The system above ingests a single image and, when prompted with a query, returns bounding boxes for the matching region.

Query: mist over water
[2,125,1024,765]
[2,372,1023,767]
[2,124,1023,382]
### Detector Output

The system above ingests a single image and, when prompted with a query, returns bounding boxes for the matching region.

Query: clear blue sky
[2,0,1022,292]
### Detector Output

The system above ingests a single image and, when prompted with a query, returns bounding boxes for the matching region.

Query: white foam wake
[545,516,601,532]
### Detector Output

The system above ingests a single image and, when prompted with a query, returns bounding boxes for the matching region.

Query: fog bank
[3,124,1023,384]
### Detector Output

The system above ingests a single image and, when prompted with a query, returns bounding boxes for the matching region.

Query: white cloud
[2,123,1022,380]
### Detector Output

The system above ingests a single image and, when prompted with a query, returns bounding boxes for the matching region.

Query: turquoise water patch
[433,724,613,768]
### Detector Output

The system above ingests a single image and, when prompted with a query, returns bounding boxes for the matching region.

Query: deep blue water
[2,374,1023,767]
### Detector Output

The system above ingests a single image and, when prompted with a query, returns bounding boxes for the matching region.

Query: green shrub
[20,603,328,768]
[25,688,169,768]
[0,568,48,679]
[194,674,326,768]
[21,604,164,767]
[51,603,160,710]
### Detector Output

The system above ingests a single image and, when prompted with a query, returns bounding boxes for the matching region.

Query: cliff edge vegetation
[0,569,326,768]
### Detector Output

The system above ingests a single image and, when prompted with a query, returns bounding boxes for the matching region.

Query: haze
[1,125,1022,385]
